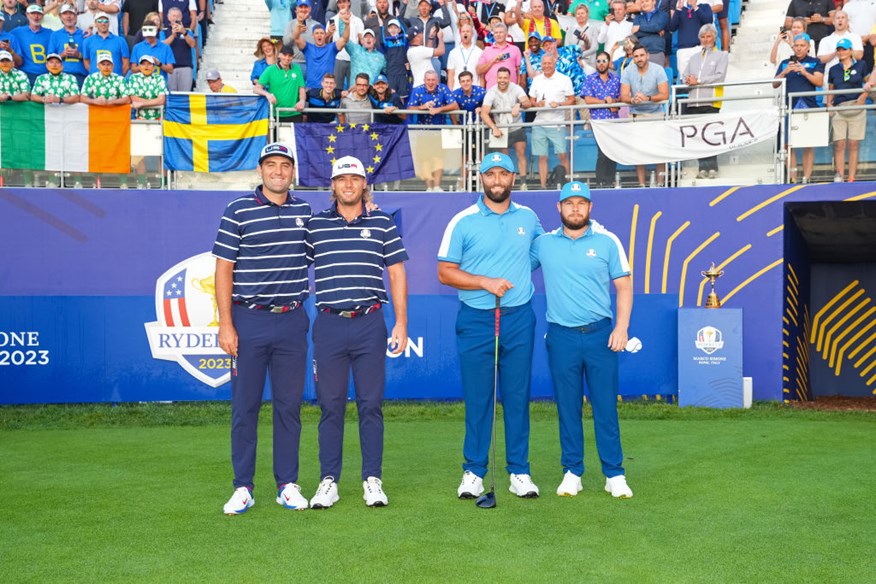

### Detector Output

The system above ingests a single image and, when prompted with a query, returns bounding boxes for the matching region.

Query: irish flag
[0,102,131,173]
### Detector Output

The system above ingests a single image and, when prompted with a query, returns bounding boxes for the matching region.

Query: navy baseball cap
[409,22,423,35]
[541,35,556,44]
[479,152,516,173]
[559,181,591,202]
[311,22,325,33]
[836,38,853,50]
[374,73,389,84]
[259,142,296,164]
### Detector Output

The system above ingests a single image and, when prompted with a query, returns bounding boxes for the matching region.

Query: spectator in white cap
[79,0,120,36]
[130,21,175,79]
[129,54,167,119]
[347,27,386,89]
[31,52,80,103]
[47,4,88,88]
[79,51,131,104]
[82,11,130,75]
[0,49,30,101]
[10,3,51,85]
[206,68,236,93]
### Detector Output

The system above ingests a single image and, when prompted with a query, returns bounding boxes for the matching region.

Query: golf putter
[476,295,501,509]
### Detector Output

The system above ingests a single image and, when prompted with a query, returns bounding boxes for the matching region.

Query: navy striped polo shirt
[306,203,408,310]
[211,187,312,306]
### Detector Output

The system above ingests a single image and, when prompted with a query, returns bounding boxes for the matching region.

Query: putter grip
[495,296,501,336]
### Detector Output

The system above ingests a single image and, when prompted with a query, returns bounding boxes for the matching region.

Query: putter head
[475,490,496,509]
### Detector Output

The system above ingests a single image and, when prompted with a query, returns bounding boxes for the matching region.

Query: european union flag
[163,94,269,173]
[293,123,416,187]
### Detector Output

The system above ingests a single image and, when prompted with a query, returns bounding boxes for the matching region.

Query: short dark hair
[355,72,370,84]
[596,50,610,61]
[497,66,511,76]
[457,70,473,81]
[631,43,647,54]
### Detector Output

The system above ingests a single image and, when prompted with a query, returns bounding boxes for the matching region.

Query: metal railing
[4,80,876,190]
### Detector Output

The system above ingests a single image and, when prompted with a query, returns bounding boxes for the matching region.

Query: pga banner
[591,110,779,165]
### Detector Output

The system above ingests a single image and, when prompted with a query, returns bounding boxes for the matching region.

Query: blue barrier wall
[1,183,874,404]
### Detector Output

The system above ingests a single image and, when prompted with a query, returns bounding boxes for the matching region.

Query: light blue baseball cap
[479,152,516,173]
[559,181,591,202]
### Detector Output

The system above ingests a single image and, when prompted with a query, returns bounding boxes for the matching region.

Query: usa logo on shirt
[361,229,372,238]
[587,248,597,257]
[296,217,304,227]
[517,226,525,236]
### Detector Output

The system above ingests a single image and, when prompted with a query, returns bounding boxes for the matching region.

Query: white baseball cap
[331,156,367,179]
[0,50,13,61]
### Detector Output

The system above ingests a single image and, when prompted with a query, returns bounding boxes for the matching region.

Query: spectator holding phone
[477,22,522,88]
[160,6,195,91]
[771,17,813,65]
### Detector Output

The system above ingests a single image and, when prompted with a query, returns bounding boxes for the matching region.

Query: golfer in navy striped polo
[213,142,313,515]
[306,155,409,509]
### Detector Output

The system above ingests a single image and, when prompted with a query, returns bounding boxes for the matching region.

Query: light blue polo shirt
[438,196,544,310]
[531,220,630,327]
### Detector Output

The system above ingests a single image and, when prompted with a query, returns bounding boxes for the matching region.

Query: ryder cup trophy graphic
[702,263,724,309]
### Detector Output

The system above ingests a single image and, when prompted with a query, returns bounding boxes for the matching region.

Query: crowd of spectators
[2,0,876,186]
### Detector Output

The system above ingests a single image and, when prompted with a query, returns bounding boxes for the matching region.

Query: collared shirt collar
[254,185,293,206]
[477,195,517,216]
[329,199,369,223]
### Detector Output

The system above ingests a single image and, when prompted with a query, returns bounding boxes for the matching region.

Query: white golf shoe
[363,477,389,507]
[457,471,484,499]
[508,473,540,498]
[310,477,340,509]
[223,486,254,515]
[556,471,583,497]
[276,483,308,510]
[605,475,634,498]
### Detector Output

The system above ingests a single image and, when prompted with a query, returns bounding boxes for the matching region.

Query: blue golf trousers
[456,301,535,478]
[312,309,388,482]
[230,304,309,490]
[545,319,625,478]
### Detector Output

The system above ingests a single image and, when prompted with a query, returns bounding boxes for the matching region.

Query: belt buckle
[270,306,286,313]
[339,310,355,318]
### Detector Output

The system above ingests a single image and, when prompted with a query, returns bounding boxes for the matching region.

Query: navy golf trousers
[456,301,535,478]
[230,304,309,490]
[312,309,388,482]
[546,319,624,478]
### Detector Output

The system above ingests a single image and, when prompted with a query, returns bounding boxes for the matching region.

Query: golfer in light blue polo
[437,152,545,500]
[531,181,635,499]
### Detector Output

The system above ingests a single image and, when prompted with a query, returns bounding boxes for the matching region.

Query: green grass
[1,402,873,583]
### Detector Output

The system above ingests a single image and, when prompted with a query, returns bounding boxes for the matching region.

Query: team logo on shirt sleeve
[144,252,230,388]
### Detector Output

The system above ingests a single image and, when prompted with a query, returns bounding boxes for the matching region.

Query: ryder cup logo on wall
[144,252,230,387]
[695,326,724,355]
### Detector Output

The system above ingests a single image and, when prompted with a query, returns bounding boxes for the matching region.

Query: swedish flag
[163,94,269,173]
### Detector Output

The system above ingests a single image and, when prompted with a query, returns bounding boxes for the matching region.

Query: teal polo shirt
[531,220,630,327]
[438,196,544,310]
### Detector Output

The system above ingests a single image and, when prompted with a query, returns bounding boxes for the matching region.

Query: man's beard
[485,184,512,204]
[561,215,589,230]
